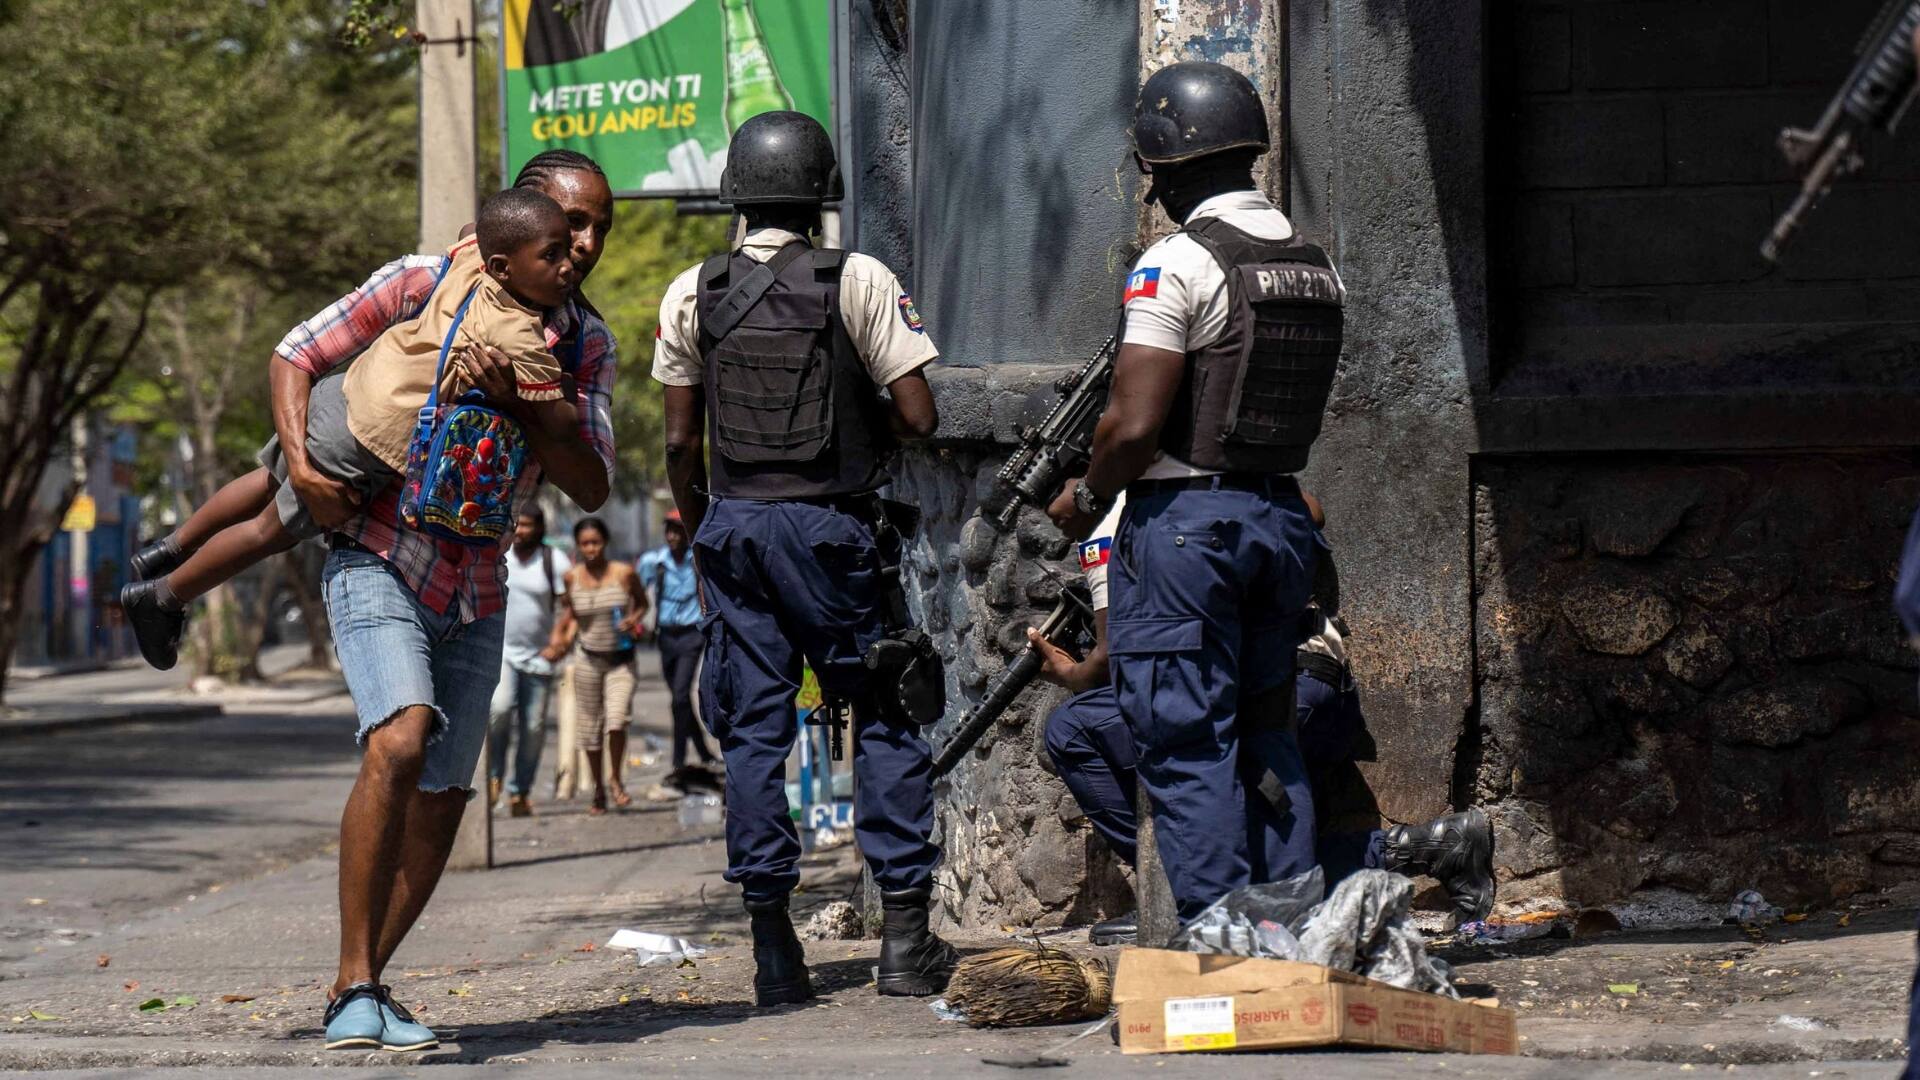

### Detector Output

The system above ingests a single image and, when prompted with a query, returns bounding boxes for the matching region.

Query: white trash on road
[605,929,708,966]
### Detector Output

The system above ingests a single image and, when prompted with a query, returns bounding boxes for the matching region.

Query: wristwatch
[1073,480,1114,518]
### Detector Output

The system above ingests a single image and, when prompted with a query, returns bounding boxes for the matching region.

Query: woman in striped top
[547,517,649,814]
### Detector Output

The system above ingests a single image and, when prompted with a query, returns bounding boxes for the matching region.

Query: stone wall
[887,443,1135,929]
[1472,454,1920,910]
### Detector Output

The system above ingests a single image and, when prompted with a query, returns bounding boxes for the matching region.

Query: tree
[0,1,416,703]
[583,203,728,497]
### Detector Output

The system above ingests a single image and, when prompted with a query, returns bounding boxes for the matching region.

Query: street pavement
[0,662,1913,1077]
[1,645,339,737]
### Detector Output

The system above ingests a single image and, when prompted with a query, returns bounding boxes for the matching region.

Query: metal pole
[419,0,491,871]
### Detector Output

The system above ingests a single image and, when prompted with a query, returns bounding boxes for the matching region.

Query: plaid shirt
[275,252,618,621]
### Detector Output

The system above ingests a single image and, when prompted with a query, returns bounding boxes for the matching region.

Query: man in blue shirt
[639,510,716,779]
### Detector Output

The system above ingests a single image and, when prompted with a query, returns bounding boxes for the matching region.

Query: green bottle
[721,0,793,133]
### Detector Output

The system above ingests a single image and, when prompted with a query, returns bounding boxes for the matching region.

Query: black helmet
[1131,62,1269,166]
[719,111,843,205]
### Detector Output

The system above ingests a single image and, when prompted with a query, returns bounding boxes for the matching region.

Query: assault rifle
[931,584,1095,779]
[980,336,1117,532]
[1762,0,1920,261]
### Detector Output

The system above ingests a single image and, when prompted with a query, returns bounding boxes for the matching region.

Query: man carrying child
[126,150,618,1053]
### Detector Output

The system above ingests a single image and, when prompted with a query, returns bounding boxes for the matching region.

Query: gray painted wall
[1286,0,1483,822]
[909,0,1140,367]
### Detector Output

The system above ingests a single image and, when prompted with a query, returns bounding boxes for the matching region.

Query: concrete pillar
[908,2,1139,366]
[1133,778,1179,947]
[417,0,478,255]
[418,0,489,871]
[1136,0,1289,244]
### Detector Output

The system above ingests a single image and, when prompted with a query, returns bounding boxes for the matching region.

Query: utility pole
[416,0,491,871]
[418,0,478,255]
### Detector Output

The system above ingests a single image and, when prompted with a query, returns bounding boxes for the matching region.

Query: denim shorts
[322,547,506,795]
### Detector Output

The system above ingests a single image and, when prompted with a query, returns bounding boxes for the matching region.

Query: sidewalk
[2,644,343,738]
[0,668,1911,1073]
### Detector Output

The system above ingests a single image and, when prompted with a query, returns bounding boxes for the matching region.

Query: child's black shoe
[120,580,187,671]
[130,536,184,581]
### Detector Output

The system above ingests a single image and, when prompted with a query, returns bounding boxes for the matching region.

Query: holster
[857,496,947,727]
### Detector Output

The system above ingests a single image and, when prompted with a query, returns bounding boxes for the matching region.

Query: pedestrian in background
[638,509,716,795]
[487,509,572,817]
[548,516,648,815]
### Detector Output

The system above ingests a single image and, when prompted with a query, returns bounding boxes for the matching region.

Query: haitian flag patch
[1078,536,1112,571]
[1123,266,1161,303]
[898,293,926,333]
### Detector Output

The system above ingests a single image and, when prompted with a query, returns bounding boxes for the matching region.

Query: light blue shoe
[376,987,439,1053]
[323,983,385,1050]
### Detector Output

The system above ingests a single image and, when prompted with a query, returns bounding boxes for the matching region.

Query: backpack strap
[409,255,456,321]
[704,241,813,341]
[421,283,482,421]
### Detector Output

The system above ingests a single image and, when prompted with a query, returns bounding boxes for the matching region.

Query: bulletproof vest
[696,242,891,499]
[1156,216,1344,474]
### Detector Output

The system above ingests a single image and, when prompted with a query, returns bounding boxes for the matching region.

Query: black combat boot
[1089,910,1138,946]
[130,536,185,581]
[1385,806,1495,925]
[119,580,187,672]
[876,887,959,997]
[743,895,814,1007]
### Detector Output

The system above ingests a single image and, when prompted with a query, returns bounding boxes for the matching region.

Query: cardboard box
[1113,948,1517,1056]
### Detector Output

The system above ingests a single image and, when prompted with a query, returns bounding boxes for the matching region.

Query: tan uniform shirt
[344,237,566,471]
[1119,190,1314,481]
[650,228,939,388]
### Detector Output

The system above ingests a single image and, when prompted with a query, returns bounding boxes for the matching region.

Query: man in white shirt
[487,509,572,816]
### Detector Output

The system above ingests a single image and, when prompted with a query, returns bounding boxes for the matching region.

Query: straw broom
[942,944,1113,1028]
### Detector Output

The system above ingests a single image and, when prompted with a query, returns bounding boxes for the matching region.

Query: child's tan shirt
[343,237,566,472]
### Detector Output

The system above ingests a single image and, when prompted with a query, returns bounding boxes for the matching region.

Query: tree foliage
[0,0,418,698]
[584,204,728,497]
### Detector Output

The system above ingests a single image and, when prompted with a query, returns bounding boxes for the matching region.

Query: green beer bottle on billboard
[721,0,793,132]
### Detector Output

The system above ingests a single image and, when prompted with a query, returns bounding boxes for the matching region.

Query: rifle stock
[1763,0,1920,260]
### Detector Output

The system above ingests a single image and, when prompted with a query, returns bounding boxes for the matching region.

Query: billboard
[502,0,832,198]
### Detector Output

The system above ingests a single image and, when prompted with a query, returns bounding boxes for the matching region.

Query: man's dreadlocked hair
[514,149,605,190]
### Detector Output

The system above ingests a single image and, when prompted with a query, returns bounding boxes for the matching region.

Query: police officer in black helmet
[1048,63,1392,923]
[654,111,957,1006]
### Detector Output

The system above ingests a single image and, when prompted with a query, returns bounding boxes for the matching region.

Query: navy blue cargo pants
[1045,671,1384,881]
[1108,477,1325,920]
[695,496,940,901]
[1043,686,1138,865]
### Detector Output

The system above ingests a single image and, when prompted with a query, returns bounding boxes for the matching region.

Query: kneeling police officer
[655,112,953,1005]
[1048,62,1342,921]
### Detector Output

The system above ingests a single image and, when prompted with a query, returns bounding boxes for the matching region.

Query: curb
[6,659,116,682]
[0,701,225,739]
